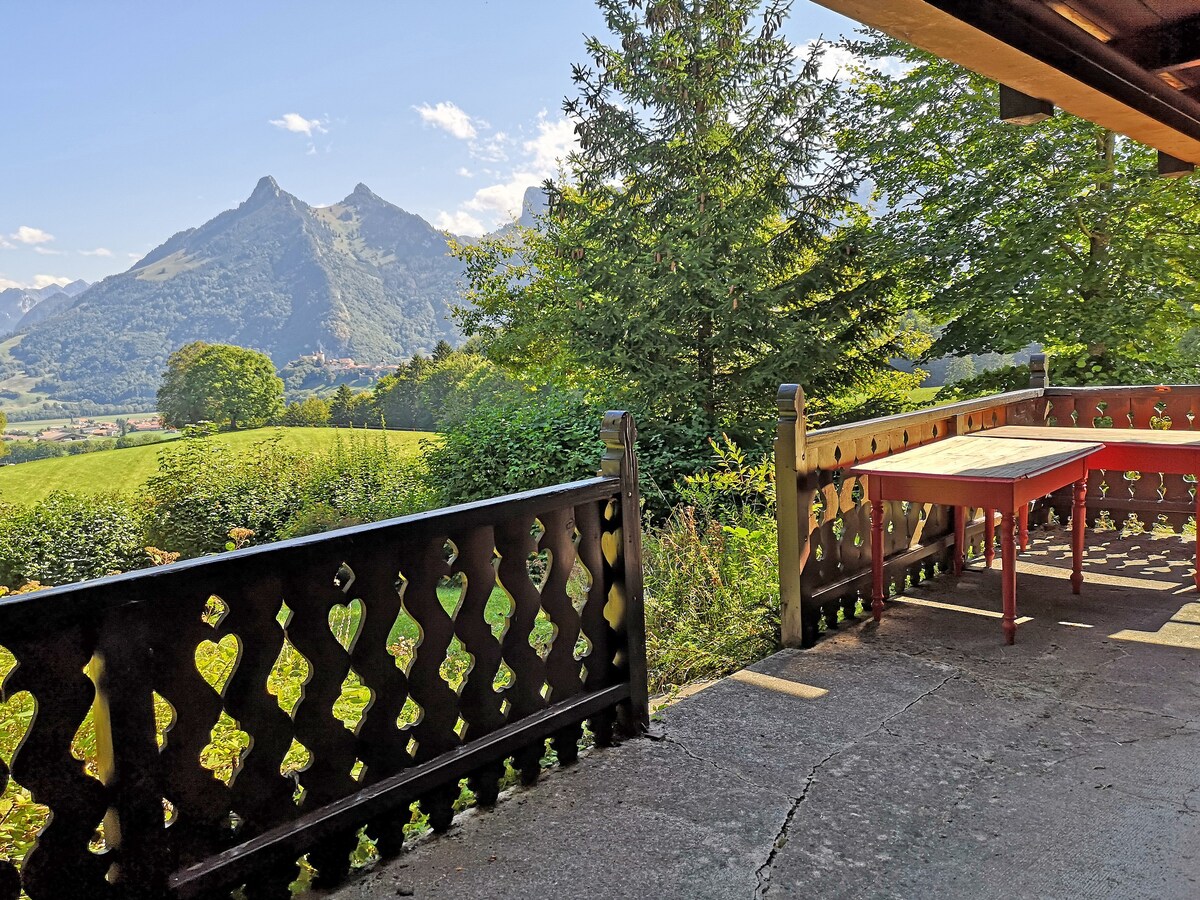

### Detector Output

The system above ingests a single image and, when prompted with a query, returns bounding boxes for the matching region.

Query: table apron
[869,458,1090,511]
[1090,444,1200,475]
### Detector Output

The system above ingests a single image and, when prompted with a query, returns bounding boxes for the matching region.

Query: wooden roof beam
[1108,14,1200,74]
[806,0,1200,164]
[999,84,1054,124]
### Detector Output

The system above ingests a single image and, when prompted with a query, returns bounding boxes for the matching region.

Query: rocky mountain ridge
[9,178,475,404]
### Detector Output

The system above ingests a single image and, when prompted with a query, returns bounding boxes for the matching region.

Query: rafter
[1108,14,1200,74]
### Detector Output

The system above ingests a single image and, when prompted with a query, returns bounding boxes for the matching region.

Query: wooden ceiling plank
[807,0,1200,164]
[1108,13,1200,73]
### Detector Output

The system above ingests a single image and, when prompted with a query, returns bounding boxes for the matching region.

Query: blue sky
[0,1,857,291]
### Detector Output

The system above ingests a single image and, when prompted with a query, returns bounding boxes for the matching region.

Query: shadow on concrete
[322,532,1200,900]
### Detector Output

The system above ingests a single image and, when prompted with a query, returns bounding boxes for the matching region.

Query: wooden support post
[776,385,809,647]
[984,508,996,568]
[600,411,649,735]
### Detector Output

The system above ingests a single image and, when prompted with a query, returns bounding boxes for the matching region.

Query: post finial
[1029,353,1049,390]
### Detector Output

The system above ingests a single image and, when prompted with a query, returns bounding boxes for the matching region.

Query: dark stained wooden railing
[0,412,648,900]
[776,355,1200,646]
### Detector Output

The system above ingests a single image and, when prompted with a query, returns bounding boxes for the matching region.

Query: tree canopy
[454,0,922,435]
[837,33,1200,385]
[157,342,284,429]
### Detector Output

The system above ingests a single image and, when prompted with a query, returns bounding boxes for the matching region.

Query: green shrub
[642,438,780,692]
[143,434,304,556]
[0,492,149,588]
[281,432,436,537]
[423,387,605,505]
[643,506,779,693]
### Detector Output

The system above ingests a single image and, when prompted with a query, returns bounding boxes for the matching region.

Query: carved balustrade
[0,412,647,900]
[776,354,1200,647]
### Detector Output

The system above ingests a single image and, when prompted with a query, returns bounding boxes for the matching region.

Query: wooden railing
[0,412,648,900]
[775,355,1200,646]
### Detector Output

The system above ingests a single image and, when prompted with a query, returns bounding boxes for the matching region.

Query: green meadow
[0,427,433,505]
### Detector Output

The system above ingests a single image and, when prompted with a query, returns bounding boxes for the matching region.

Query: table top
[981,425,1200,447]
[849,435,1104,483]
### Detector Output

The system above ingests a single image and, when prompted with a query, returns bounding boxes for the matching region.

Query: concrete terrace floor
[322,531,1200,900]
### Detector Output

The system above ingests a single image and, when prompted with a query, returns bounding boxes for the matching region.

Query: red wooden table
[980,425,1200,590]
[850,435,1104,644]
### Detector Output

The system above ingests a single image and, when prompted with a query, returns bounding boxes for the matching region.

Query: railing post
[600,411,649,734]
[1029,352,1050,389]
[776,385,809,647]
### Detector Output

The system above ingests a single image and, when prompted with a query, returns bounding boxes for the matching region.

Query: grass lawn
[0,427,434,505]
[908,386,943,407]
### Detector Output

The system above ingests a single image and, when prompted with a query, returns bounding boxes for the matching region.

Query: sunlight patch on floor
[892,594,1033,624]
[1111,602,1200,649]
[729,669,828,700]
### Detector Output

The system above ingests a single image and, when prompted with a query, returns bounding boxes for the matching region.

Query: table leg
[1194,488,1200,591]
[1018,503,1030,553]
[1001,509,1017,645]
[1071,477,1086,595]
[984,508,995,569]
[871,499,885,622]
[953,505,966,576]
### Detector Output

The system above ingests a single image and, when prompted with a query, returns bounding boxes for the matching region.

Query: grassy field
[908,386,944,406]
[0,427,434,505]
[3,412,166,434]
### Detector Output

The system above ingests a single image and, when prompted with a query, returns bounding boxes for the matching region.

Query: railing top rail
[1044,384,1200,395]
[0,474,620,624]
[803,388,1044,446]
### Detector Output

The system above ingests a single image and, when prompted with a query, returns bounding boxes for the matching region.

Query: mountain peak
[248,175,282,203]
[347,182,383,204]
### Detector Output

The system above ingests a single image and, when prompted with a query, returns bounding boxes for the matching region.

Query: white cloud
[463,174,539,221]
[11,225,54,245]
[414,101,478,140]
[33,274,71,290]
[795,40,909,81]
[269,113,327,137]
[80,247,113,257]
[434,210,486,235]
[522,114,576,173]
[469,131,511,163]
[438,111,579,235]
[34,246,64,255]
[457,167,474,178]
[0,277,21,290]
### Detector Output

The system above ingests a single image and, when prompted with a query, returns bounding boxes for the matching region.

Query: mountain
[10,178,468,404]
[0,280,90,335]
[0,289,43,334]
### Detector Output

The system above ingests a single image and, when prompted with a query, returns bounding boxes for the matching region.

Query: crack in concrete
[751,670,961,899]
[649,731,768,793]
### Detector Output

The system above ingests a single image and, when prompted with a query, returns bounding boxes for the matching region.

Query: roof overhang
[810,0,1200,165]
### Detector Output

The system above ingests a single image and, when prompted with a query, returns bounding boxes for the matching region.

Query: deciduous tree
[157,342,283,429]
[837,33,1200,384]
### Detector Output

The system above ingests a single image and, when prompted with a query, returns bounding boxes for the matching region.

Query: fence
[775,355,1200,646]
[0,412,647,900]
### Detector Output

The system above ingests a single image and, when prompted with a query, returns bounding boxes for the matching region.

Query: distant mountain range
[0,279,90,334]
[6,177,542,405]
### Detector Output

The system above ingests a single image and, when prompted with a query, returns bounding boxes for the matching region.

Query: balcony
[324,528,1200,899]
[3,384,1200,899]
